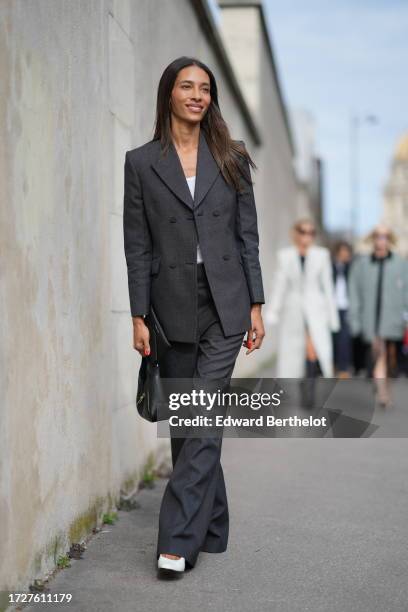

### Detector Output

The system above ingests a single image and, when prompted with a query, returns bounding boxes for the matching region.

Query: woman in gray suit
[123,57,265,576]
[348,224,408,407]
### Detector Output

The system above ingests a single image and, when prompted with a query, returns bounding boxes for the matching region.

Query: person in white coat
[265,219,340,385]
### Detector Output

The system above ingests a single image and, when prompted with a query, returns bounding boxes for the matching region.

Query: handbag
[136,305,172,422]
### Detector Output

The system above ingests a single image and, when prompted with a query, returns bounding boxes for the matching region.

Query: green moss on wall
[68,496,105,543]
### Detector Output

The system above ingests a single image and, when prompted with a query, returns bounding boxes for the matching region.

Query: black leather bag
[136,306,172,422]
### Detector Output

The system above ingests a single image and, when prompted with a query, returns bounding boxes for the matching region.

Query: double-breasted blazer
[123,129,265,343]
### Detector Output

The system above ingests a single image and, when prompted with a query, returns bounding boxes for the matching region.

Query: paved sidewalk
[24,433,408,611]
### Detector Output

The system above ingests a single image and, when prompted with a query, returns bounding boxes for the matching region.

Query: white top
[334,266,349,309]
[186,175,203,263]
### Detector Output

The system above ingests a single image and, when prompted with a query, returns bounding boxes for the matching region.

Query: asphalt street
[23,406,408,611]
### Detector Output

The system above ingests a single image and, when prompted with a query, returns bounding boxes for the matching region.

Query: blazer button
[169,263,177,269]
[212,210,220,216]
[169,216,177,223]
[222,254,230,260]
[197,211,203,216]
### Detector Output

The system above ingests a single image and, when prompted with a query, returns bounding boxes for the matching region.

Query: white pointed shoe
[158,554,185,573]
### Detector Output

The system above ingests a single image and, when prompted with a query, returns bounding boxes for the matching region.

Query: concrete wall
[0,0,297,594]
[218,3,299,369]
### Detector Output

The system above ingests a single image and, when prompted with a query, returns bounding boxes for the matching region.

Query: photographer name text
[168,415,327,428]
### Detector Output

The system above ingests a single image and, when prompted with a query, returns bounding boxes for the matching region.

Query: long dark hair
[153,56,257,192]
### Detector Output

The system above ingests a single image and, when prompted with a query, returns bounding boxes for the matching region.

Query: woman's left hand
[244,304,265,354]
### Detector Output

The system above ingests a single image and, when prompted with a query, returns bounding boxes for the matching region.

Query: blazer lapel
[303,246,316,284]
[304,246,312,280]
[194,130,221,209]
[151,129,220,211]
[292,246,303,281]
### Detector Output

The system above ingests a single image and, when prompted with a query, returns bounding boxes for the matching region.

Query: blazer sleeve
[123,151,153,317]
[235,141,265,304]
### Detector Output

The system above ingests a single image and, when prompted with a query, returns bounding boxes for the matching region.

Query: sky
[263,0,408,236]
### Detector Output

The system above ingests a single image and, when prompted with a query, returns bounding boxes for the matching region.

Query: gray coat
[123,129,265,343]
[347,252,408,342]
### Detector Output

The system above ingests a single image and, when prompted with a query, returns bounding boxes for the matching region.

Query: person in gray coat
[348,224,408,407]
[123,57,265,576]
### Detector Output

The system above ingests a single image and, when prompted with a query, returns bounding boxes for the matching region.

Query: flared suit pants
[156,262,245,568]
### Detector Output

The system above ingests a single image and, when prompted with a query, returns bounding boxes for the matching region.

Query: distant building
[218,0,299,255]
[289,108,324,232]
[383,132,408,255]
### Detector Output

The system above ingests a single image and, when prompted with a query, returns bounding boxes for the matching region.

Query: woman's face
[372,225,391,254]
[170,65,211,125]
[293,223,316,248]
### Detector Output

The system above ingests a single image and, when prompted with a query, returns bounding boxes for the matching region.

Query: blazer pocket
[151,255,161,276]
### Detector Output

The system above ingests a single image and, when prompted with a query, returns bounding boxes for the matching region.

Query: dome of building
[394,132,408,161]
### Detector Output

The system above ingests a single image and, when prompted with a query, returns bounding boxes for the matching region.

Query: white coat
[265,245,340,377]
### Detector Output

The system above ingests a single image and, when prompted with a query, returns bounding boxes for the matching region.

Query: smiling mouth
[186,104,203,112]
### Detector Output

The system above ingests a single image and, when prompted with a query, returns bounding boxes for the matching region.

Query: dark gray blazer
[123,129,265,343]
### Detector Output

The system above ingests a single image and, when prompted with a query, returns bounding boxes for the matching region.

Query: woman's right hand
[132,317,151,357]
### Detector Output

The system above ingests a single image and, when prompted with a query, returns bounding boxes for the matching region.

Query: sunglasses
[297,227,316,236]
